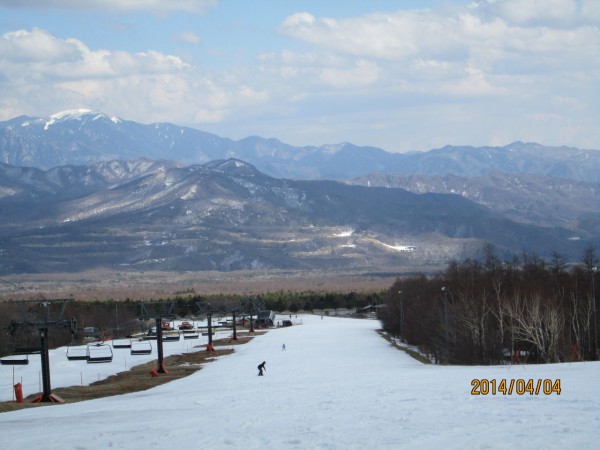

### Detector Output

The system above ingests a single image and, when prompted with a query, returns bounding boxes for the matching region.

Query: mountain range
[0,158,592,275]
[2,110,600,182]
[0,110,598,275]
[348,172,600,238]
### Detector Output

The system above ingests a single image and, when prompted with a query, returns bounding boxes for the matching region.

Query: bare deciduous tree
[505,293,563,363]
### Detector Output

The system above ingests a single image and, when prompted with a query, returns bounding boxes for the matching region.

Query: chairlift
[130,339,152,355]
[14,346,41,355]
[162,333,180,342]
[181,328,198,334]
[66,345,88,361]
[1,345,41,365]
[86,343,113,363]
[0,354,29,365]
[112,338,132,349]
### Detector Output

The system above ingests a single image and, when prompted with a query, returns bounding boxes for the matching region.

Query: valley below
[0,267,416,301]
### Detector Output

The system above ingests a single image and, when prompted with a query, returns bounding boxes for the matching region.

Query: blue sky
[0,0,599,152]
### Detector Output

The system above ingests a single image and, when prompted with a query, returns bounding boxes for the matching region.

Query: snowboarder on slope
[258,361,266,376]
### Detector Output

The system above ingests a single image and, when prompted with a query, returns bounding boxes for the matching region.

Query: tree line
[380,244,599,364]
[3,244,597,366]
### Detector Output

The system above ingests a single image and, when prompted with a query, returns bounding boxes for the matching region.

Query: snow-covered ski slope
[1,315,598,449]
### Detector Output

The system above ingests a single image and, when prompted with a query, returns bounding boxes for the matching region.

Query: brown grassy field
[0,268,410,301]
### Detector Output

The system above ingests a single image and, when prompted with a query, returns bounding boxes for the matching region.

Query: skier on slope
[257,361,266,376]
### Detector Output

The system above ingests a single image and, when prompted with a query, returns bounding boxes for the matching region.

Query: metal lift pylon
[139,301,175,374]
[7,299,77,403]
[195,302,220,352]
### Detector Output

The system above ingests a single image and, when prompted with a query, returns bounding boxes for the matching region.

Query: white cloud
[0,28,221,124]
[280,11,461,60]
[263,2,600,150]
[0,28,82,63]
[276,3,600,101]
[0,29,188,80]
[279,5,600,71]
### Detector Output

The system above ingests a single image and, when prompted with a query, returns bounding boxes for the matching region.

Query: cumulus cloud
[280,11,461,60]
[279,4,600,69]
[0,0,216,13]
[0,28,241,125]
[0,29,188,78]
[0,29,82,63]
[276,2,600,99]
[269,0,600,149]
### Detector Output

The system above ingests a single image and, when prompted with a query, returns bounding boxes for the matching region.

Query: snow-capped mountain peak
[44,109,121,130]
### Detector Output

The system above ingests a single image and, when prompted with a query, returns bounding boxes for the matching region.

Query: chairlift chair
[86,343,113,363]
[162,333,180,342]
[112,338,132,349]
[0,354,29,365]
[1,345,41,365]
[66,345,88,361]
[130,339,152,355]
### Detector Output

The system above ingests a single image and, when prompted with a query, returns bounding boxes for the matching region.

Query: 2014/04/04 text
[471,379,561,396]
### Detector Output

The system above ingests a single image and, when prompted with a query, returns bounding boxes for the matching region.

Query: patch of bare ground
[0,333,264,413]
[0,268,413,301]
[376,330,431,365]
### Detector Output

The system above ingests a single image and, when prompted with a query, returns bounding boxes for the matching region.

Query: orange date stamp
[471,378,561,396]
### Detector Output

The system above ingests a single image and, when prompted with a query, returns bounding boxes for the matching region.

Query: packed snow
[0,315,598,449]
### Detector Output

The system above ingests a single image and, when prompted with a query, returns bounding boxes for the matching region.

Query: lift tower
[7,299,77,402]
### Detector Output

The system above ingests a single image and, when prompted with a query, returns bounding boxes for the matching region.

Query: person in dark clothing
[257,361,266,376]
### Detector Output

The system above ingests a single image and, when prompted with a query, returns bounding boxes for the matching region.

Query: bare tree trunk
[492,277,506,362]
[506,293,564,363]
[455,290,491,364]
